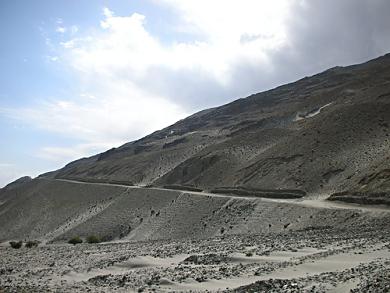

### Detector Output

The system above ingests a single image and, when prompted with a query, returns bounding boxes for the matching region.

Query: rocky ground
[1,220,390,292]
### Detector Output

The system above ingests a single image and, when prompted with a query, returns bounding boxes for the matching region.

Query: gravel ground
[1,223,390,292]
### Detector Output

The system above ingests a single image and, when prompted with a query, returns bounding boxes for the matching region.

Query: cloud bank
[2,0,390,169]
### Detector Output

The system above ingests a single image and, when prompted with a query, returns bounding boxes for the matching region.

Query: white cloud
[56,26,66,33]
[2,3,294,169]
[69,11,165,77]
[38,142,112,163]
[157,0,290,79]
[47,56,59,62]
[60,3,293,108]
[2,81,186,145]
[160,0,290,42]
[70,25,79,34]
[55,18,78,35]
[61,2,293,101]
[60,40,75,49]
[103,7,114,18]
[77,3,288,80]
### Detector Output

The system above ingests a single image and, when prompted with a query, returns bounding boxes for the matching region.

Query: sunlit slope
[0,179,381,242]
[51,54,390,196]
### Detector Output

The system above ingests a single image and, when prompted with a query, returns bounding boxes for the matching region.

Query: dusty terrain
[1,179,390,292]
[1,179,387,243]
[1,54,390,292]
[1,206,390,292]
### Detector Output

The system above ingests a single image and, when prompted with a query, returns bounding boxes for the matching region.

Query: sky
[1,0,390,187]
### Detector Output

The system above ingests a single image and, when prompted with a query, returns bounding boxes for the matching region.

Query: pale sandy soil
[1,180,390,292]
[1,224,390,292]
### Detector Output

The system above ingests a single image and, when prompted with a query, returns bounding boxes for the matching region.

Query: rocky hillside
[45,53,390,197]
[1,54,389,243]
[0,178,382,243]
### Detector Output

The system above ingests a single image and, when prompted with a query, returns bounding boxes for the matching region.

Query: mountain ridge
[0,53,389,244]
[31,53,389,200]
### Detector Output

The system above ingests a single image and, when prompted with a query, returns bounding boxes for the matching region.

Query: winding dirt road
[54,178,390,213]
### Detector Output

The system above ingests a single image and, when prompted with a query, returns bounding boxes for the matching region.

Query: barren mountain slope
[0,178,387,243]
[48,54,390,197]
[0,54,390,244]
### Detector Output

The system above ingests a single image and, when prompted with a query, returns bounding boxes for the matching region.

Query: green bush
[68,236,83,245]
[9,241,23,249]
[86,235,101,244]
[25,240,39,248]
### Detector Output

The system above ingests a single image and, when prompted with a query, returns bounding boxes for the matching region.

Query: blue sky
[0,0,184,185]
[1,0,390,187]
